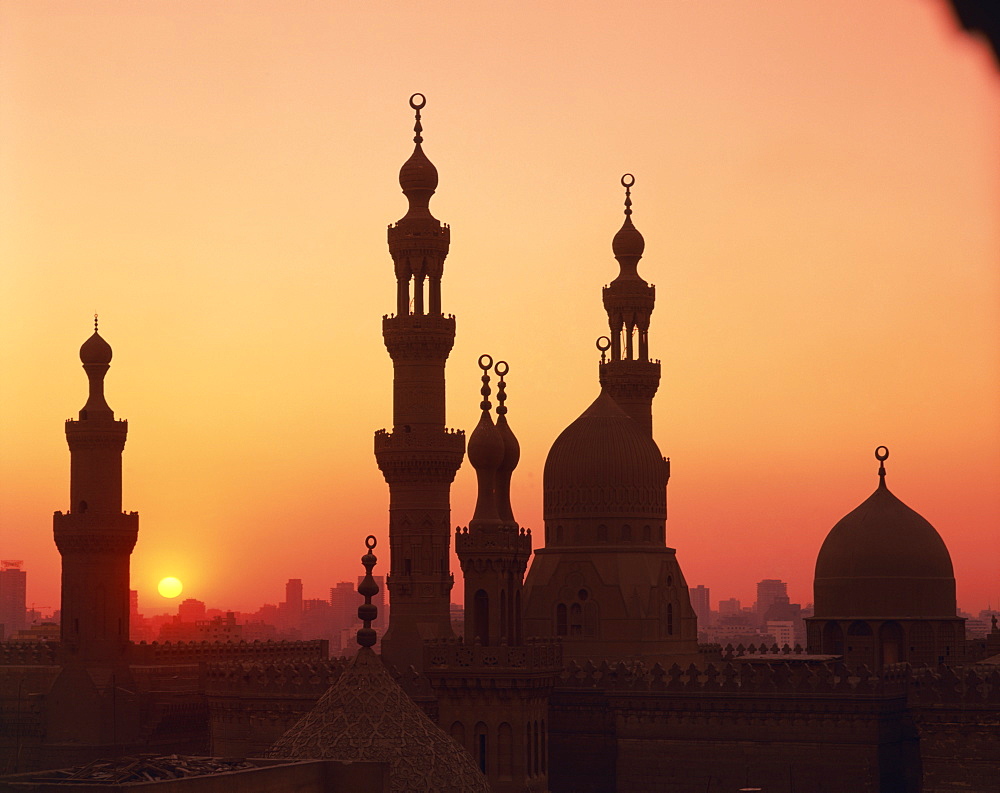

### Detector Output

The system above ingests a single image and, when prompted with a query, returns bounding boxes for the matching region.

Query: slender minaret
[599,174,661,437]
[456,357,531,647]
[375,94,464,672]
[53,318,138,668]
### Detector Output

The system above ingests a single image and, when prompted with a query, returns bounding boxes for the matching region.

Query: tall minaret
[53,318,138,668]
[456,357,532,647]
[599,174,661,436]
[375,95,464,672]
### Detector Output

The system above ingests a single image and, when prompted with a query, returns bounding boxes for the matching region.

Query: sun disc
[158,577,183,599]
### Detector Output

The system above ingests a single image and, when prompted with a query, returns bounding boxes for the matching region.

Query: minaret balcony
[374,427,465,482]
[53,510,139,554]
[382,314,456,361]
[456,525,532,557]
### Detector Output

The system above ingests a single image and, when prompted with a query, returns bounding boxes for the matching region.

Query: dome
[267,647,489,793]
[612,215,645,260]
[399,143,439,194]
[813,478,956,618]
[544,390,667,521]
[80,331,112,365]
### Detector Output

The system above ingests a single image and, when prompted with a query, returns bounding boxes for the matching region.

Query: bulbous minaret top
[611,173,646,273]
[467,355,505,527]
[397,93,439,221]
[79,315,115,420]
[599,175,660,436]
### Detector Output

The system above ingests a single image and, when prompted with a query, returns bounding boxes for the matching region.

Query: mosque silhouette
[0,96,997,793]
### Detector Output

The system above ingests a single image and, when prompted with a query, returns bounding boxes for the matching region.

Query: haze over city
[1,0,997,618]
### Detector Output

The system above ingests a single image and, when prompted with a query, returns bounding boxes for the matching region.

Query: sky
[1,0,997,618]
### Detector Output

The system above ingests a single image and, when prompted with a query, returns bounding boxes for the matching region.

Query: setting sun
[157,577,183,599]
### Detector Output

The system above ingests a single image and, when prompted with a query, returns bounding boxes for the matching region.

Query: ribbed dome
[612,216,645,260]
[544,390,667,521]
[80,331,113,365]
[814,480,956,618]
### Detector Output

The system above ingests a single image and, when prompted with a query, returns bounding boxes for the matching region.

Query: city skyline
[1,0,998,615]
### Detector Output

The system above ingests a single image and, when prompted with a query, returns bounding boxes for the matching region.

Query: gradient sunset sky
[1,0,997,617]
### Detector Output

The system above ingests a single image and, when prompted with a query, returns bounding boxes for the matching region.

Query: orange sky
[1,0,997,617]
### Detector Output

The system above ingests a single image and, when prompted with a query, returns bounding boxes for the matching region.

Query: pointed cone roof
[813,450,956,618]
[266,647,489,793]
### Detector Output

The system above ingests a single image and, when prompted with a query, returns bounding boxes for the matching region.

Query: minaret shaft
[53,332,137,668]
[375,96,463,673]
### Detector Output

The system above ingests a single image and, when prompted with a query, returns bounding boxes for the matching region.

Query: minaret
[53,318,138,668]
[599,174,661,437]
[456,357,532,647]
[375,94,464,672]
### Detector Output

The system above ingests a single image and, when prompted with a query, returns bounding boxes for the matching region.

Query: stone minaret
[375,95,464,673]
[430,359,561,793]
[599,174,661,437]
[455,357,532,647]
[53,320,138,668]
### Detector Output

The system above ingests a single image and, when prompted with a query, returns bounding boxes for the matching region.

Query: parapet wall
[130,639,328,666]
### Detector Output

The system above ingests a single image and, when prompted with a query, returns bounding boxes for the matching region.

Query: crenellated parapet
[130,639,328,666]
[426,636,562,674]
[558,658,911,697]
[0,641,59,666]
[455,525,532,557]
[204,658,348,698]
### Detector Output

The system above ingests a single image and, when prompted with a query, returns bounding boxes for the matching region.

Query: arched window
[525,722,532,777]
[642,525,651,542]
[597,524,608,543]
[556,603,567,636]
[474,590,489,645]
[621,524,632,542]
[570,603,583,636]
[498,722,513,780]
[514,592,522,645]
[500,589,508,643]
[475,722,488,774]
[823,621,844,655]
[556,525,564,543]
[541,718,547,773]
[450,721,466,749]
[666,603,674,635]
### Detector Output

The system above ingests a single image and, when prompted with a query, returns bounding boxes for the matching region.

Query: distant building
[689,584,711,629]
[177,598,206,623]
[0,560,27,639]
[718,597,741,617]
[755,579,787,624]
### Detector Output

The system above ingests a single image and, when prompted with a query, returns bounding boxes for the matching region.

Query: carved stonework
[382,315,456,361]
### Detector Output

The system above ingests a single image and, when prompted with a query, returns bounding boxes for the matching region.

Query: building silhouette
[0,561,26,640]
[522,176,699,667]
[1,96,998,793]
[374,93,464,675]
[806,447,966,670]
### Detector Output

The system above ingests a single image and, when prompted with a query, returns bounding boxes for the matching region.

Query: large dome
[814,477,956,619]
[544,390,667,521]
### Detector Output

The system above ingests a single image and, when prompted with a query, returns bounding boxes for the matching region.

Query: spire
[611,173,646,275]
[78,317,115,420]
[875,445,889,489]
[467,355,504,526]
[357,536,380,648]
[494,360,520,524]
[397,92,439,220]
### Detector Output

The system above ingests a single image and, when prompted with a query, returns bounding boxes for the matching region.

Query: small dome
[399,144,439,194]
[468,410,504,473]
[80,331,112,365]
[612,216,645,260]
[544,391,667,521]
[267,647,489,793]
[814,480,956,618]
